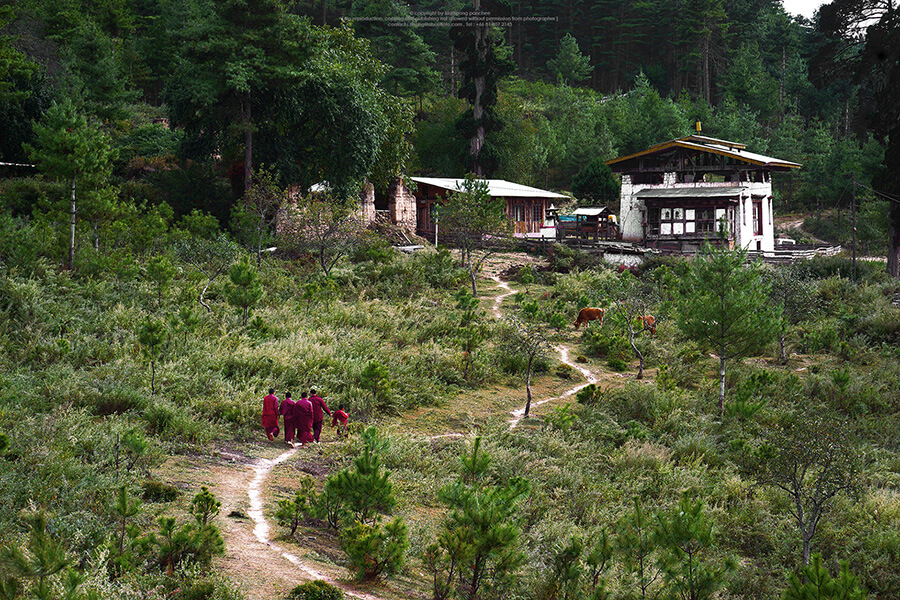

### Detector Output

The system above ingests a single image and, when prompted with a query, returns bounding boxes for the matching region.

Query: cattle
[574,307,604,330]
[638,315,656,336]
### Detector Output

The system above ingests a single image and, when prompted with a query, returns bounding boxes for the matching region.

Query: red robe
[279,396,297,442]
[294,398,314,444]
[310,394,331,424]
[261,394,279,428]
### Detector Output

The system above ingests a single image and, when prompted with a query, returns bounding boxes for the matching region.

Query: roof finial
[695,120,702,133]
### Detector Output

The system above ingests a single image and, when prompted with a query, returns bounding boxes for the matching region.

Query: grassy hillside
[1,244,899,599]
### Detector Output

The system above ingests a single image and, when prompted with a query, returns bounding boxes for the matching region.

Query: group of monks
[261,388,349,448]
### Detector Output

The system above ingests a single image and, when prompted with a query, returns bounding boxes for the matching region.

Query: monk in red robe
[309,388,331,444]
[279,392,297,446]
[261,388,280,441]
[294,392,314,447]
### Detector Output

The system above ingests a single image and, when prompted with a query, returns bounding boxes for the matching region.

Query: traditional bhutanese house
[411,177,568,240]
[607,133,801,253]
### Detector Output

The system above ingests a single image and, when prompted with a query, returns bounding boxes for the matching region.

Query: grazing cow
[639,315,656,336]
[574,307,604,330]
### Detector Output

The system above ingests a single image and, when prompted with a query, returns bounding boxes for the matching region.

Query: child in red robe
[331,404,349,438]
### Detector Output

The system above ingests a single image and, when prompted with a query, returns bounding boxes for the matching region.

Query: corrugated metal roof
[572,207,610,215]
[607,134,801,170]
[636,186,748,198]
[411,177,568,199]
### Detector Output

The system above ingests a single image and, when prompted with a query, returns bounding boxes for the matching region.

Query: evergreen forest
[1,0,900,599]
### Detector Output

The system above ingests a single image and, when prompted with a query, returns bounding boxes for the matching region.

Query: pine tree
[225,256,264,327]
[0,511,74,599]
[782,554,866,600]
[25,99,116,270]
[326,427,396,525]
[547,33,593,85]
[137,316,167,395]
[676,243,780,411]
[430,437,530,600]
[450,0,515,176]
[654,495,735,600]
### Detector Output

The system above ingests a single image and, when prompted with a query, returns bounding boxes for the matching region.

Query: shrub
[551,267,613,303]
[671,434,721,467]
[858,304,900,345]
[576,383,604,405]
[546,243,603,273]
[175,580,215,600]
[581,323,630,361]
[340,518,408,580]
[286,581,344,600]
[350,232,394,265]
[607,357,628,371]
[605,381,670,427]
[616,439,671,471]
[91,386,147,416]
[554,363,576,379]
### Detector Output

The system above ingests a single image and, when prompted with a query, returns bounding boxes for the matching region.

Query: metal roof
[636,186,748,198]
[411,177,568,199]
[607,134,801,170]
[572,207,611,215]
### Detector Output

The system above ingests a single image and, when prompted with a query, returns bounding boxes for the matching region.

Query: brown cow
[574,307,604,329]
[638,315,656,336]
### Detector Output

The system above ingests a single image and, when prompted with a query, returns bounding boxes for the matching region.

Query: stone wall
[389,178,417,232]
[359,182,377,224]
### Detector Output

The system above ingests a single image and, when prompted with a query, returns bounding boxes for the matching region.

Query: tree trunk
[524,356,533,418]
[779,329,787,365]
[257,212,264,267]
[802,526,812,566]
[243,94,253,192]
[628,325,644,379]
[718,355,726,413]
[199,279,213,313]
[69,175,77,270]
[151,360,156,395]
[888,205,900,278]
[469,0,486,176]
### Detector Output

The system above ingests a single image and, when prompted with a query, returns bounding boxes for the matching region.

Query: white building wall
[619,175,643,242]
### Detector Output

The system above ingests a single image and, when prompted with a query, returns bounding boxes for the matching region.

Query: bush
[286,581,344,600]
[175,580,215,600]
[551,268,613,304]
[671,434,721,467]
[605,381,671,427]
[350,232,394,265]
[90,387,147,416]
[607,357,628,371]
[143,479,179,502]
[546,243,603,273]
[575,384,603,408]
[340,518,408,580]
[581,324,630,360]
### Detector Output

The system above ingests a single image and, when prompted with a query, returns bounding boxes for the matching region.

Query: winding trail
[243,447,381,600]
[488,273,600,427]
[232,265,600,598]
